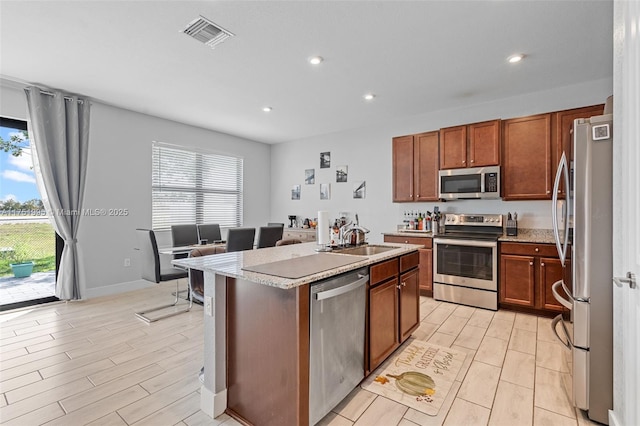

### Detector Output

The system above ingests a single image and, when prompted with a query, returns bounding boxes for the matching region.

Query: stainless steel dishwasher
[309,267,368,425]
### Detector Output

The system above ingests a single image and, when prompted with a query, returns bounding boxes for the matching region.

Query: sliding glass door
[0,117,60,310]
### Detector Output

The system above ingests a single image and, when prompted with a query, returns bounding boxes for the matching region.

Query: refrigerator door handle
[552,153,570,266]
[551,280,573,309]
[551,314,573,350]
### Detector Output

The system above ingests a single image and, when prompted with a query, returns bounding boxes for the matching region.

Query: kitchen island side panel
[226,278,310,426]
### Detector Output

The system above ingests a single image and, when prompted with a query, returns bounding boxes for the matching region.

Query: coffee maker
[288,215,297,228]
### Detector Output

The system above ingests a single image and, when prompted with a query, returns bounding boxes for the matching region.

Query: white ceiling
[0,1,613,144]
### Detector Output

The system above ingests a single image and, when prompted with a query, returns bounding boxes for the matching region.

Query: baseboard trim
[84,279,152,299]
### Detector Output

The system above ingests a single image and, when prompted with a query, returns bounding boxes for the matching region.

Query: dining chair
[257,225,284,248]
[187,246,225,304]
[267,222,285,227]
[197,223,222,243]
[171,224,199,259]
[226,228,256,252]
[135,228,190,322]
[275,238,303,246]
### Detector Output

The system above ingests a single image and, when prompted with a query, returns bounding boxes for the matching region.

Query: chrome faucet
[338,222,352,246]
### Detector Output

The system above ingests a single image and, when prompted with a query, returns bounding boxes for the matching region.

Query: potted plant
[9,242,34,278]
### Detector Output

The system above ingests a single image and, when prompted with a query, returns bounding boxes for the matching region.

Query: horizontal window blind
[152,142,243,230]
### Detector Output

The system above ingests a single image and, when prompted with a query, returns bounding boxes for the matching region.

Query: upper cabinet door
[440,120,500,169]
[439,125,467,169]
[502,113,553,200]
[469,120,501,167]
[392,135,415,202]
[414,131,439,201]
[551,104,604,197]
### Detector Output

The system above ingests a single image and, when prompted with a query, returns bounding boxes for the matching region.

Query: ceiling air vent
[182,16,234,49]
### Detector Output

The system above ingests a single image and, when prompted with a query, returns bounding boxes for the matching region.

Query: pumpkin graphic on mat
[386,371,436,396]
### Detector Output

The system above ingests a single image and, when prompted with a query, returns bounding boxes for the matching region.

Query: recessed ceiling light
[262,106,272,112]
[363,93,376,101]
[508,54,524,63]
[309,56,323,65]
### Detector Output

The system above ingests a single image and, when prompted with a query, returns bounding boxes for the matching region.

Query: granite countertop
[384,228,556,244]
[498,228,556,244]
[172,242,422,290]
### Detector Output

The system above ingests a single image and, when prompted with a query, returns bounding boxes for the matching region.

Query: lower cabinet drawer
[370,259,399,287]
[400,251,419,273]
[384,235,432,248]
[500,242,558,257]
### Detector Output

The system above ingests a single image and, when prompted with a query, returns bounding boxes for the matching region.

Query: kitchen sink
[330,245,399,256]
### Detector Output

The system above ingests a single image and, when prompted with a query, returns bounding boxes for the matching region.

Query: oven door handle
[433,238,496,248]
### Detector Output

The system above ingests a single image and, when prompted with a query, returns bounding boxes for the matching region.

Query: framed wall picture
[305,169,315,184]
[336,165,348,182]
[320,183,331,200]
[291,184,301,200]
[320,152,331,169]
[353,181,366,199]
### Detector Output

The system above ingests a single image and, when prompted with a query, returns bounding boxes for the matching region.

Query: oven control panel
[445,213,503,227]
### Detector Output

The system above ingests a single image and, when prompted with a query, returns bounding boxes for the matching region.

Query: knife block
[506,219,518,236]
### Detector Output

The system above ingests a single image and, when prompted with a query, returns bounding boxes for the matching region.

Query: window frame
[151,141,244,231]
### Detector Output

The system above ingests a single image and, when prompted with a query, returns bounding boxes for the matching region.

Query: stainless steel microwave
[438,166,501,200]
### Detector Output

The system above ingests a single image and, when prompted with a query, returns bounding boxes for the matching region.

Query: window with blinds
[151,142,243,230]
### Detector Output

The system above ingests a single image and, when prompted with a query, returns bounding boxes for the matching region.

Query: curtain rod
[24,87,85,103]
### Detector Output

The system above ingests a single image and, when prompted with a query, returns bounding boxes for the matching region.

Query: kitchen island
[173,241,421,426]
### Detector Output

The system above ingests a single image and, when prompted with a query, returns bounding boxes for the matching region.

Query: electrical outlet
[205,296,213,316]
[124,258,131,267]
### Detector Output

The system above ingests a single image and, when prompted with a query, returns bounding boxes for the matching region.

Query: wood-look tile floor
[1,282,599,426]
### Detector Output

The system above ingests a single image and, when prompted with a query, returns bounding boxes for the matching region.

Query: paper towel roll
[317,211,330,246]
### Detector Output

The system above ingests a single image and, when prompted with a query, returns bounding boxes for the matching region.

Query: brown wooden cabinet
[499,242,572,314]
[383,235,433,294]
[552,104,604,197]
[502,113,553,200]
[392,132,439,202]
[440,120,500,169]
[399,268,420,341]
[369,277,399,370]
[392,135,414,202]
[368,251,420,371]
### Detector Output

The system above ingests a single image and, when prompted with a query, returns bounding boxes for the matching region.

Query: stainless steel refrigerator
[550,113,613,424]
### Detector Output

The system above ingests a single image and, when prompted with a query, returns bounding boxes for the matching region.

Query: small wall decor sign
[353,181,366,199]
[291,184,301,200]
[320,152,331,169]
[305,169,315,184]
[336,165,348,182]
[320,183,331,200]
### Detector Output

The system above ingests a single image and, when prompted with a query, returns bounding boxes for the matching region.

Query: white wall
[270,78,612,243]
[1,81,271,298]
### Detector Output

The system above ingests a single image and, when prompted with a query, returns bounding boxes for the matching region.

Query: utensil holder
[506,219,518,236]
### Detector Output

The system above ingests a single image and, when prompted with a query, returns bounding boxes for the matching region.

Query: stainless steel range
[433,213,503,310]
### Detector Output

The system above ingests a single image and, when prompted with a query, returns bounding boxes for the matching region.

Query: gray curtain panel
[25,86,90,300]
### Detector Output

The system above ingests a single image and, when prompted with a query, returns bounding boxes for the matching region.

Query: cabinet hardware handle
[462,160,466,164]
[416,194,420,197]
[530,262,534,266]
[401,281,406,287]
[470,159,474,163]
[535,247,539,252]
[397,285,402,289]
[541,262,545,266]
[546,190,551,194]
